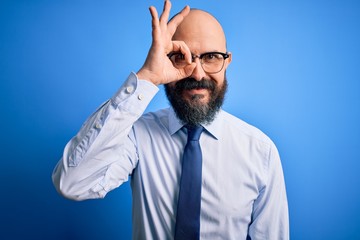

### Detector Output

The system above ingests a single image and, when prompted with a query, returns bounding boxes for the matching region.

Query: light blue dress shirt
[52,72,289,240]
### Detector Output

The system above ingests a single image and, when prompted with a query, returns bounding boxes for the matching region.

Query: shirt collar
[168,107,224,140]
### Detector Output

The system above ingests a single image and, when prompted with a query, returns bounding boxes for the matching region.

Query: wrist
[136,69,160,86]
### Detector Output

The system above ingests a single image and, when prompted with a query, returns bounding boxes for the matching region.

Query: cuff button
[126,86,134,94]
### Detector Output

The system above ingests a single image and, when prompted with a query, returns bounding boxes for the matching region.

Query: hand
[137,0,196,85]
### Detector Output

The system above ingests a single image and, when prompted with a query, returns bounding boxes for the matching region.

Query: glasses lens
[169,53,186,68]
[201,53,225,73]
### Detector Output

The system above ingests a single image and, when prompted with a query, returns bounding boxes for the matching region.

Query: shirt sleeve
[52,72,159,201]
[248,143,290,240]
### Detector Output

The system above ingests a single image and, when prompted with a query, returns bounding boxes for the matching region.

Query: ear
[225,52,232,66]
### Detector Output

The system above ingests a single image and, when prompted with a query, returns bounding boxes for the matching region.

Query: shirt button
[126,86,134,94]
[138,94,143,100]
[95,123,102,129]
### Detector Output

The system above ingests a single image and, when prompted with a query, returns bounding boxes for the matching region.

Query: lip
[185,88,208,95]
[182,88,209,101]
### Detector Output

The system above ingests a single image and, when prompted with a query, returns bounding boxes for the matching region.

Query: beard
[164,74,228,126]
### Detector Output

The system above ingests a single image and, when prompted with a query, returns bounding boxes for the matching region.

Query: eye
[203,53,222,62]
[172,53,186,63]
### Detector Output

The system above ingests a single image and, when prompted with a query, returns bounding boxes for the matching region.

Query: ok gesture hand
[137,0,196,85]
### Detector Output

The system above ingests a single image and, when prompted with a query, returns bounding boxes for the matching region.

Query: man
[52,1,289,239]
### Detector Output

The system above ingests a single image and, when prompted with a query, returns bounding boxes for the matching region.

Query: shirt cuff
[110,72,159,115]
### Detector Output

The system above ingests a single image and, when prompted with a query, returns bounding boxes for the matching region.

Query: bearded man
[52,1,289,239]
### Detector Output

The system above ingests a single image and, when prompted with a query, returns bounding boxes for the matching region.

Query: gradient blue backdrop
[1,0,359,239]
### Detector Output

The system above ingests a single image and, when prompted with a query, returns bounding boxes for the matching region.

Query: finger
[149,6,159,28]
[159,0,171,26]
[172,40,192,64]
[167,5,190,34]
[149,6,160,38]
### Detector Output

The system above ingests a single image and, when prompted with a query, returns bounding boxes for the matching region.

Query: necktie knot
[186,125,203,141]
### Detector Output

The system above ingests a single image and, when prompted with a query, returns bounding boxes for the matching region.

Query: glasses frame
[167,51,230,74]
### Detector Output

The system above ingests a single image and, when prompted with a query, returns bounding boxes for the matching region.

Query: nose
[189,58,207,81]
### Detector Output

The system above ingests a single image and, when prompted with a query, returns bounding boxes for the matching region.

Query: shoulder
[219,110,275,147]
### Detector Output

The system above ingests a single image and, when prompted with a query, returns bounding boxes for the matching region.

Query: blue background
[1,0,359,239]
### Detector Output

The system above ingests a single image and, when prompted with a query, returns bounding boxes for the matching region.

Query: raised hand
[137,0,196,85]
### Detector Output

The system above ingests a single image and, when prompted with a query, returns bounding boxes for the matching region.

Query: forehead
[172,10,227,53]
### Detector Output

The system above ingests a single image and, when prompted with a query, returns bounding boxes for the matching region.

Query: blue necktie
[175,125,204,240]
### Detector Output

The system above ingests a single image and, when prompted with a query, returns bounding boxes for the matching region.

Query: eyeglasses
[167,51,230,74]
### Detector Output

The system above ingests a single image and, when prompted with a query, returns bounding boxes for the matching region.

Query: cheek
[211,73,225,86]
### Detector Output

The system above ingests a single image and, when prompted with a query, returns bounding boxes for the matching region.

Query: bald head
[172,9,227,53]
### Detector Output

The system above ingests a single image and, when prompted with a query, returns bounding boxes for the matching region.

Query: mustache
[175,78,216,91]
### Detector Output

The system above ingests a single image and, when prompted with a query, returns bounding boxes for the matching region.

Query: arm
[52,73,158,200]
[248,143,289,240]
